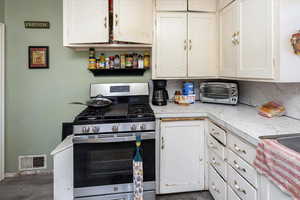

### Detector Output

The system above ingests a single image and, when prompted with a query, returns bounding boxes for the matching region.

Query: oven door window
[203,86,230,99]
[74,139,155,188]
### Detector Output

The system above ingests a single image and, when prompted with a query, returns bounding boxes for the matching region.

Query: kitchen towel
[254,139,300,200]
[133,135,143,200]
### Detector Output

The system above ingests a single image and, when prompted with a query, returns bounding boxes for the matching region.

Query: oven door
[73,132,155,198]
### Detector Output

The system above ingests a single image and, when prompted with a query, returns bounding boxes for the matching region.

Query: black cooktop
[74,103,155,123]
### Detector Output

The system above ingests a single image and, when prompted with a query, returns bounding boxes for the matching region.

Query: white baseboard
[5,170,53,178]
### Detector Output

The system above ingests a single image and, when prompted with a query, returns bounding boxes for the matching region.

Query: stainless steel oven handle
[73,132,155,144]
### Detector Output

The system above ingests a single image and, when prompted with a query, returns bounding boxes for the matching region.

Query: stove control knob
[131,124,137,131]
[92,127,100,133]
[82,127,90,133]
[112,125,119,132]
[140,124,146,131]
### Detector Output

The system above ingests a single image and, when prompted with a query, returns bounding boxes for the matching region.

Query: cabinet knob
[104,16,107,28]
[115,14,119,26]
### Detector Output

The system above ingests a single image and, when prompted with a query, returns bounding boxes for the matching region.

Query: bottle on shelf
[138,55,144,69]
[99,53,106,69]
[126,54,133,68]
[144,52,150,69]
[121,54,126,69]
[114,55,121,69]
[88,48,97,69]
[133,53,138,69]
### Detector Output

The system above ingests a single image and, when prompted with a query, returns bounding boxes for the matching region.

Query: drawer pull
[234,144,246,154]
[209,142,218,149]
[212,183,220,193]
[211,158,220,166]
[234,181,247,194]
[233,160,246,172]
[212,131,220,135]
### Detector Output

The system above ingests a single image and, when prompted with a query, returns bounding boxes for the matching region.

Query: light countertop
[151,102,300,146]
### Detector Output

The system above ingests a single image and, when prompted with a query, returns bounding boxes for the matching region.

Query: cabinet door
[219,1,238,77]
[218,0,234,10]
[188,0,217,12]
[66,0,109,44]
[156,13,188,78]
[160,120,205,194]
[156,0,187,11]
[259,175,292,200]
[188,13,217,77]
[237,0,274,79]
[113,0,153,44]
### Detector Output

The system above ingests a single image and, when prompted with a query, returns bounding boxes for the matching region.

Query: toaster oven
[199,82,238,105]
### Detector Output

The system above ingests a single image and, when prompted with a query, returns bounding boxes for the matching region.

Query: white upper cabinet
[156,0,187,11]
[156,0,216,12]
[237,0,274,79]
[219,1,238,77]
[113,0,153,44]
[188,0,217,12]
[65,0,109,44]
[63,0,153,47]
[218,0,234,10]
[156,13,188,78]
[159,120,205,194]
[188,13,218,77]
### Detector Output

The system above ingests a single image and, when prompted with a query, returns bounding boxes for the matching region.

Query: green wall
[5,0,151,172]
[0,0,4,23]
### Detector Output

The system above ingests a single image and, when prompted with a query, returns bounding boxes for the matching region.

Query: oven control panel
[73,121,156,135]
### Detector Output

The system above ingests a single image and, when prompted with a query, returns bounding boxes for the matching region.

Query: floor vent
[19,155,47,171]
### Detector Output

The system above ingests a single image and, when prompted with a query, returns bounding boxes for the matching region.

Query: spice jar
[126,54,133,68]
[144,52,150,68]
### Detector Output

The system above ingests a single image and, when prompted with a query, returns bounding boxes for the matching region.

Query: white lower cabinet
[227,165,257,200]
[158,119,205,194]
[228,185,241,200]
[209,165,227,200]
[259,175,292,200]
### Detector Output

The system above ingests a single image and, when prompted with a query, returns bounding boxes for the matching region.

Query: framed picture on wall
[28,46,49,69]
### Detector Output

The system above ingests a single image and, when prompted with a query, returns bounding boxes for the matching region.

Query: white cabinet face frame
[188,13,218,77]
[156,0,187,11]
[188,0,217,12]
[237,0,274,79]
[155,13,188,78]
[0,23,4,181]
[65,0,109,44]
[113,0,153,44]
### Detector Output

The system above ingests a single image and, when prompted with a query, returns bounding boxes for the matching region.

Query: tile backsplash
[238,81,300,120]
[159,80,300,120]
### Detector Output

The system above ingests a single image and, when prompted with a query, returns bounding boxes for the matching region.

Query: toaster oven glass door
[202,85,230,99]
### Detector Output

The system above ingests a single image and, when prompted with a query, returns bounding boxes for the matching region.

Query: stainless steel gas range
[70,83,156,200]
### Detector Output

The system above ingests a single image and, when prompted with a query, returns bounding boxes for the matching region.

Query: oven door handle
[73,133,155,144]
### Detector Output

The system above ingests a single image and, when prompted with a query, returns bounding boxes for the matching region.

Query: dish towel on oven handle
[133,135,143,200]
[253,139,300,200]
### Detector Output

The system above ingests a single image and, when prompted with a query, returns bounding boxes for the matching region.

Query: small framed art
[28,46,49,69]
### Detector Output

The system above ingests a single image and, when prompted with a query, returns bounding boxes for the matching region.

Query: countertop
[151,102,300,146]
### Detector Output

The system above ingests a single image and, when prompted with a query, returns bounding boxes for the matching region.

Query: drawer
[208,150,227,179]
[228,185,241,200]
[227,149,258,188]
[227,165,257,200]
[209,121,227,145]
[209,165,227,200]
[227,134,256,165]
[207,134,226,160]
